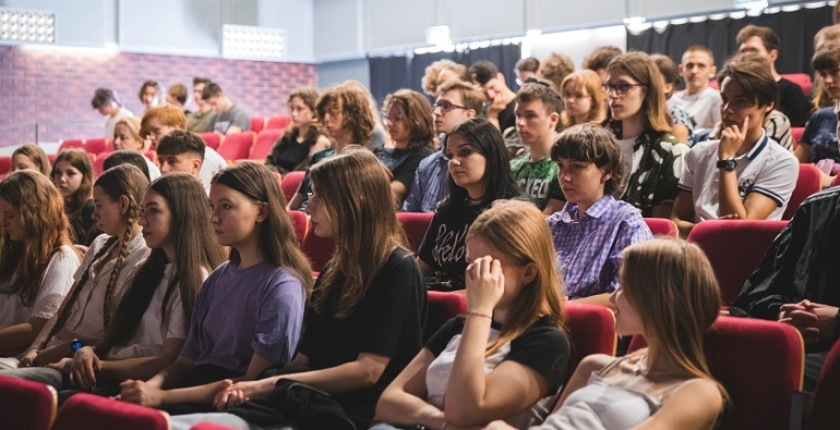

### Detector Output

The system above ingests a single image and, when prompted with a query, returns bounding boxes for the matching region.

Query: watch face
[71,341,83,352]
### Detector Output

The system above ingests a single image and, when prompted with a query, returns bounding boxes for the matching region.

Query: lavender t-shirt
[181,261,306,372]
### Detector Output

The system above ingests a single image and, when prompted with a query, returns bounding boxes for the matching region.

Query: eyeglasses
[383,115,405,124]
[601,82,646,96]
[433,100,468,113]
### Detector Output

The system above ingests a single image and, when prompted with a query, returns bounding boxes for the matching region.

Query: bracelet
[467,311,492,320]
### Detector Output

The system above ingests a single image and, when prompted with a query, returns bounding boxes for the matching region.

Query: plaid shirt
[548,195,653,299]
[402,149,449,213]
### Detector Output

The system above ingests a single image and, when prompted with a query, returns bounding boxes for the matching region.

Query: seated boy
[548,123,652,308]
[156,130,207,191]
[671,53,798,238]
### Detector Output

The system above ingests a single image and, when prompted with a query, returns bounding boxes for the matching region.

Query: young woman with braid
[0,165,150,383]
[0,171,81,358]
[52,149,97,245]
[118,162,312,414]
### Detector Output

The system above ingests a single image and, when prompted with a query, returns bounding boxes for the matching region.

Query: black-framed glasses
[601,82,646,96]
[433,100,468,113]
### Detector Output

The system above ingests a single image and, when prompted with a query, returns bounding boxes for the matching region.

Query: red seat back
[643,217,677,238]
[812,338,840,430]
[301,228,335,272]
[564,303,616,380]
[217,131,256,162]
[85,138,112,155]
[397,212,434,254]
[0,156,11,175]
[93,151,112,177]
[780,73,813,96]
[58,139,85,152]
[687,220,786,305]
[791,127,804,148]
[784,163,821,220]
[0,375,57,430]
[52,393,169,430]
[190,423,240,430]
[425,291,467,341]
[281,171,306,202]
[250,116,266,134]
[630,316,803,430]
[266,115,292,130]
[288,210,308,244]
[252,129,283,161]
[198,132,223,150]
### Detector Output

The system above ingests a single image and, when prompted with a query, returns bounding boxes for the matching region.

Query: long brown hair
[53,149,94,242]
[316,83,377,147]
[96,173,226,354]
[382,89,435,149]
[12,145,52,176]
[211,162,314,293]
[0,171,74,307]
[309,149,408,319]
[466,199,566,355]
[604,52,672,137]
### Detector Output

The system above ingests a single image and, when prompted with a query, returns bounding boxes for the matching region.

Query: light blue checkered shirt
[402,149,449,213]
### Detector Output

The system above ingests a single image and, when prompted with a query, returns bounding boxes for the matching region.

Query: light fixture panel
[222,24,286,61]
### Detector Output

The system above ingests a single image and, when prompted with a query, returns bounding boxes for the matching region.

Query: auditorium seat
[0,156,11,175]
[251,129,283,161]
[810,338,840,430]
[217,131,256,162]
[0,374,58,430]
[791,127,804,148]
[833,174,840,188]
[198,132,223,150]
[52,393,169,430]
[301,228,334,272]
[281,171,305,202]
[191,423,240,430]
[145,150,158,164]
[564,303,616,379]
[93,151,111,177]
[58,139,85,152]
[397,212,434,254]
[686,220,786,305]
[780,73,813,96]
[84,138,111,155]
[784,163,821,220]
[288,210,308,244]
[425,291,467,341]
[266,115,292,130]
[643,217,678,238]
[250,116,266,134]
[629,316,803,430]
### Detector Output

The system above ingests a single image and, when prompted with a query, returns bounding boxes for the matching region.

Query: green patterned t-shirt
[510,155,565,210]
[620,131,689,217]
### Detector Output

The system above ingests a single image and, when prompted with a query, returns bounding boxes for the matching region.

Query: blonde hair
[466,200,567,355]
[115,117,147,152]
[560,70,607,128]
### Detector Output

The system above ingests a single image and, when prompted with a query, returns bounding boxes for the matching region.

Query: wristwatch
[716,158,737,171]
[70,339,83,353]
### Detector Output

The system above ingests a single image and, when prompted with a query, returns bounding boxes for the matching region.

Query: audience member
[103,151,152,181]
[421,59,471,96]
[156,131,207,187]
[669,45,721,129]
[167,84,191,114]
[11,144,51,177]
[119,162,312,413]
[139,80,162,112]
[559,70,607,129]
[374,200,570,430]
[538,53,575,90]
[91,88,133,139]
[343,79,388,150]
[511,82,565,213]
[736,25,810,126]
[470,60,517,132]
[403,79,483,213]
[549,123,653,307]
[264,88,331,174]
[812,25,840,110]
[0,171,80,357]
[582,45,623,81]
[515,56,541,84]
[672,54,798,237]
[202,82,250,135]
[113,117,161,180]
[603,52,688,218]
[186,77,217,133]
[652,54,695,143]
[417,118,520,291]
[798,40,840,187]
[377,89,435,204]
[487,239,726,430]
[51,149,96,245]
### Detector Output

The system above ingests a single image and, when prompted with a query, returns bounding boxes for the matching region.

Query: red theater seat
[251,129,283,161]
[784,163,821,220]
[791,127,804,148]
[250,116,266,133]
[564,303,616,379]
[52,393,169,430]
[288,210,308,244]
[58,139,84,152]
[85,138,112,155]
[781,73,813,96]
[425,291,467,341]
[217,131,255,162]
[811,339,840,430]
[281,171,305,202]
[191,423,240,430]
[301,228,334,272]
[0,374,58,430]
[397,212,434,254]
[93,151,112,177]
[0,156,11,175]
[198,132,223,150]
[643,217,678,238]
[266,115,292,130]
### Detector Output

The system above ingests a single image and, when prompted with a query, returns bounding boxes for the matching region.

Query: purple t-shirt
[181,261,306,372]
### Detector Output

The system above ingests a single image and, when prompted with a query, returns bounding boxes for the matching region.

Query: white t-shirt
[678,132,799,222]
[669,87,722,130]
[0,246,80,329]
[51,233,150,346]
[145,156,161,181]
[199,147,228,191]
[105,107,134,140]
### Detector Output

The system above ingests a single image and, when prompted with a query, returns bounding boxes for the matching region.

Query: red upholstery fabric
[425,291,467,341]
[288,210,308,244]
[52,393,169,430]
[217,131,255,162]
[93,151,111,177]
[784,163,821,220]
[781,73,813,96]
[791,127,804,148]
[687,220,786,305]
[266,115,292,130]
[84,138,112,155]
[58,139,85,152]
[811,338,840,430]
[642,217,677,238]
[0,156,11,175]
[281,171,305,202]
[250,116,266,134]
[629,316,803,430]
[397,212,434,254]
[145,150,158,163]
[564,303,616,380]
[301,228,334,272]
[191,423,240,430]
[0,375,57,430]
[251,129,283,161]
[198,132,223,150]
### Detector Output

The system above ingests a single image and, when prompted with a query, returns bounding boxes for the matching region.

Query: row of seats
[709,72,813,96]
[250,115,292,134]
[196,129,284,162]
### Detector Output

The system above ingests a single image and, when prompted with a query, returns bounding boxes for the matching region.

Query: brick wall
[0,46,317,148]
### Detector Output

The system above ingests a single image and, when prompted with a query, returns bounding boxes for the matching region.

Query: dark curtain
[369,43,522,105]
[627,5,833,90]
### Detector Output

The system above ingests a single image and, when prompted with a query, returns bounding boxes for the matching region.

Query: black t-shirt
[374,145,434,190]
[295,147,336,210]
[417,203,483,290]
[426,315,570,394]
[498,100,517,133]
[266,129,315,174]
[777,78,810,127]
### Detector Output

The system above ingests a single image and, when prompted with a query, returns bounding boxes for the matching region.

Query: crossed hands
[779,300,839,344]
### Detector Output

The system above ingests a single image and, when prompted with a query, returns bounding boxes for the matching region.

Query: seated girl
[417,118,520,291]
[52,149,97,245]
[0,164,151,378]
[118,162,312,413]
[113,117,161,180]
[167,149,426,430]
[0,171,81,357]
[11,144,52,176]
[559,70,607,130]
[486,239,726,430]
[265,87,331,174]
[548,123,652,308]
[374,199,571,430]
[49,173,226,401]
